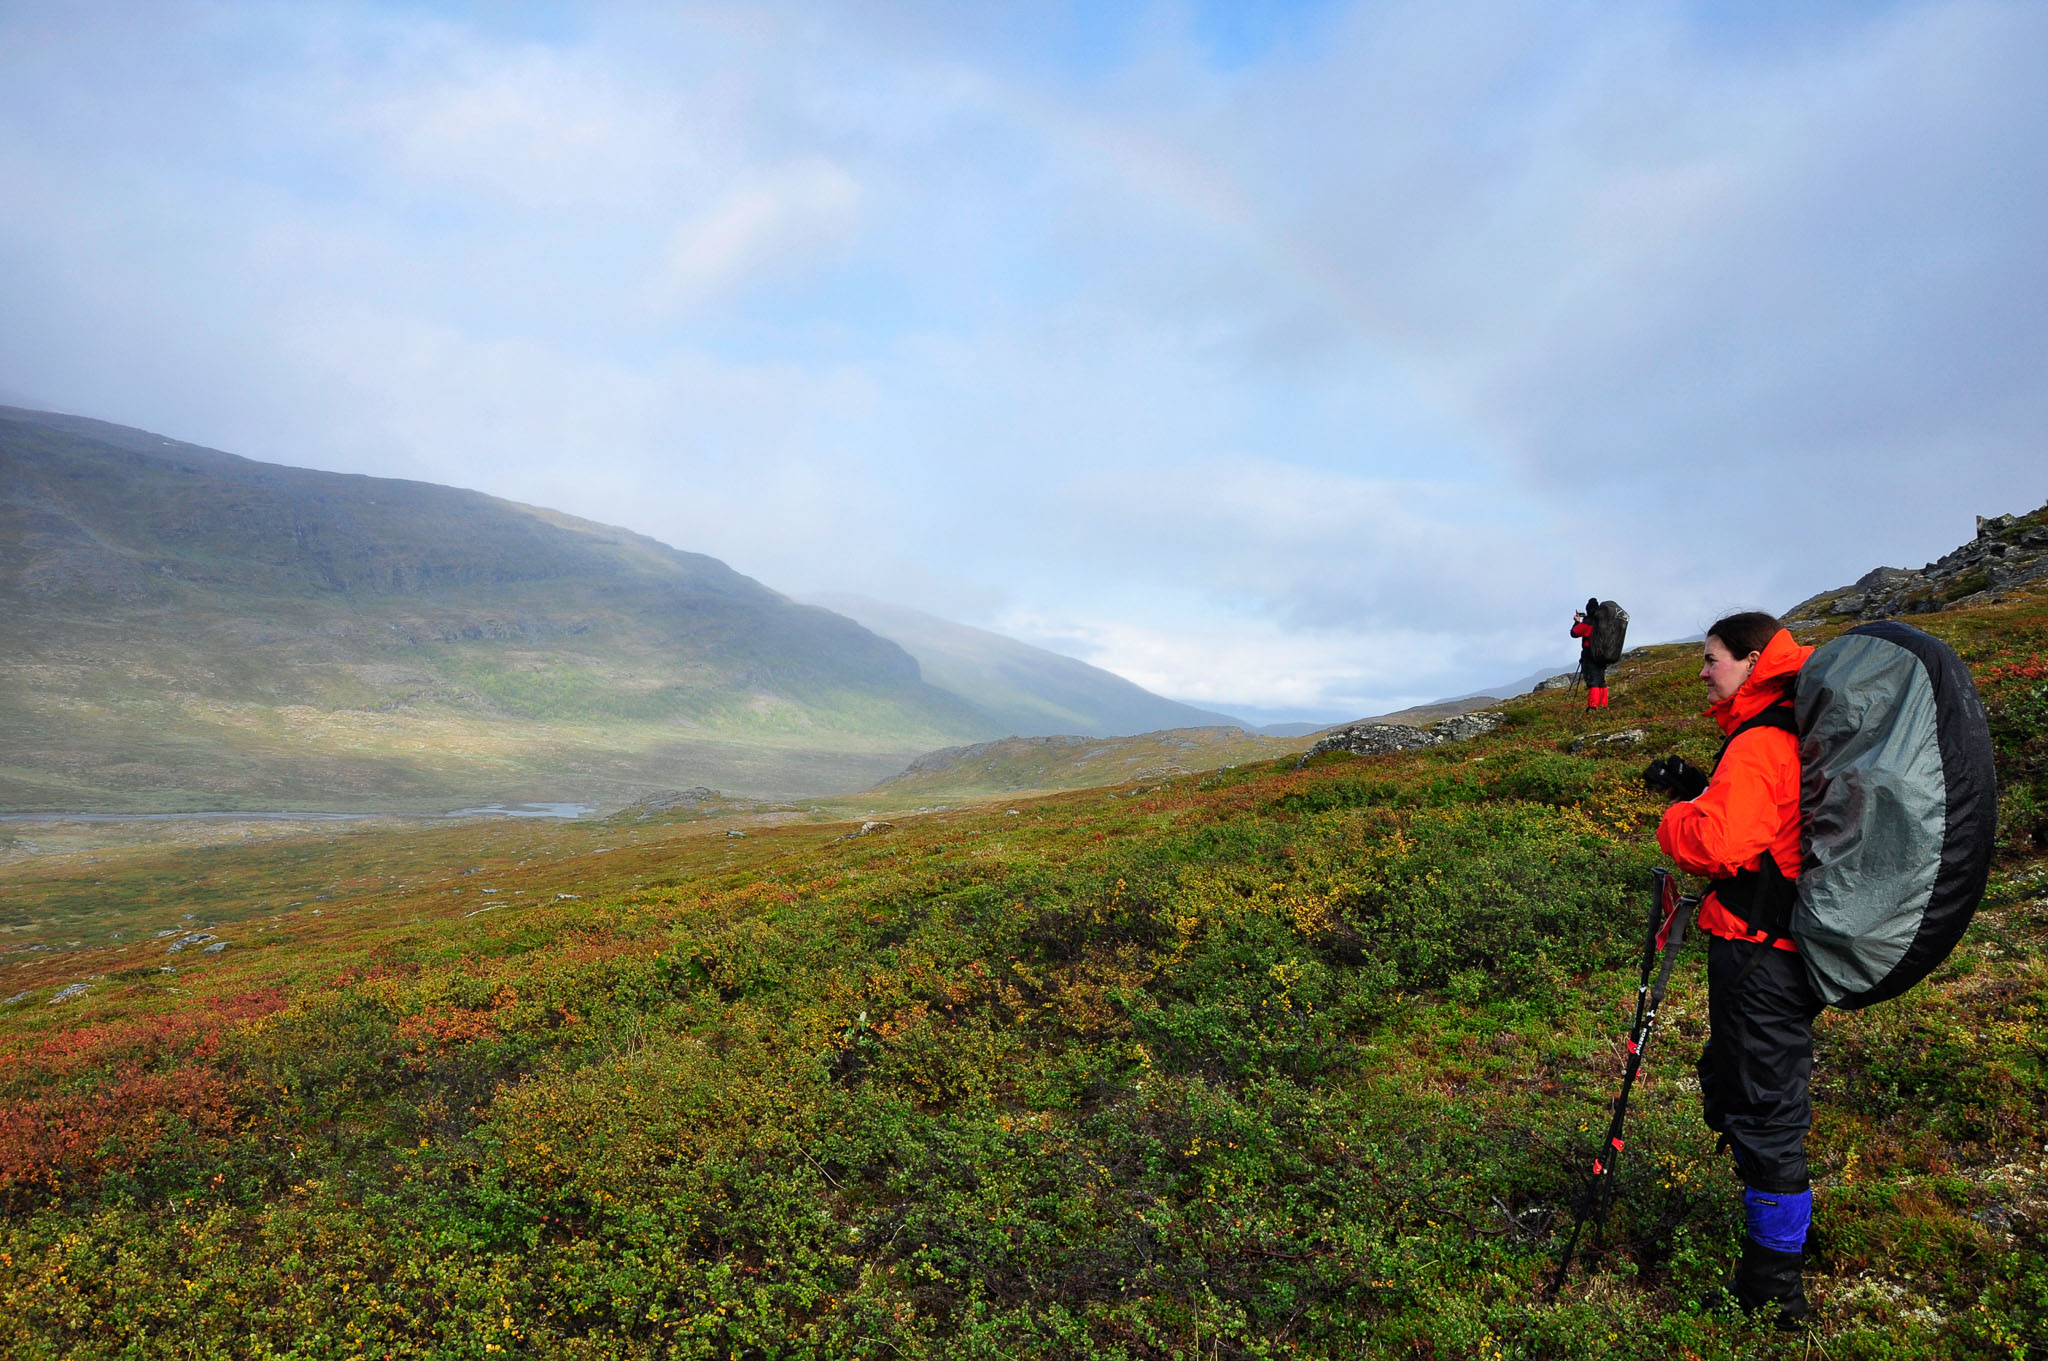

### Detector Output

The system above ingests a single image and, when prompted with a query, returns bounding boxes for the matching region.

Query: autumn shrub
[1980,658,2048,854]
[1327,804,1662,995]
[1487,751,1602,807]
[4,600,2046,1359]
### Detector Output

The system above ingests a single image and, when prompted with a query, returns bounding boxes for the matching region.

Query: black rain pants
[1580,655,1607,689]
[1698,935,1822,1194]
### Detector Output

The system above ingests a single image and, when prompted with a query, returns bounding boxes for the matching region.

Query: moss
[1946,569,1993,601]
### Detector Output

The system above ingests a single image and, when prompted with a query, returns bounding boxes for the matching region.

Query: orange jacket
[1656,628,1813,949]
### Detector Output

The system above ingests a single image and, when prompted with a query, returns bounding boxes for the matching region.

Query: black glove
[1642,755,1709,800]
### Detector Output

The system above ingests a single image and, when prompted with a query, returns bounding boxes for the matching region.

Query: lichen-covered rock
[1570,728,1648,754]
[1302,723,1438,762]
[1533,672,1578,692]
[1430,710,1505,742]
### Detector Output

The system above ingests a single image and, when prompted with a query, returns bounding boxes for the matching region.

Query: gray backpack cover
[1792,622,1998,1008]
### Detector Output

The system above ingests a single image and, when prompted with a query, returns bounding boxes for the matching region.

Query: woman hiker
[1646,610,1818,1328]
[1571,599,1608,708]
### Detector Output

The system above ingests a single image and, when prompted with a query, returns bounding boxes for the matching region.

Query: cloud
[1147,0,2048,578]
[659,160,863,304]
[344,37,676,210]
[1,0,2043,718]
[1045,457,1555,631]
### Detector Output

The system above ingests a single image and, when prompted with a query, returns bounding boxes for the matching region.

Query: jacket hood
[1709,627,1814,734]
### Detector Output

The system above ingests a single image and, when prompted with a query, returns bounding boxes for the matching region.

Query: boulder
[1430,710,1506,742]
[1854,566,1916,592]
[1302,723,1438,763]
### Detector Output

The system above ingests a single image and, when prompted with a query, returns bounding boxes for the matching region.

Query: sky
[2,0,2044,724]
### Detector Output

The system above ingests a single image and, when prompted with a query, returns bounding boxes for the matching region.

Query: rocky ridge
[1784,501,2048,623]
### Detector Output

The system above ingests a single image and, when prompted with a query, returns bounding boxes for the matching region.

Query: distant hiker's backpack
[1587,600,1630,666]
[1739,622,1998,1008]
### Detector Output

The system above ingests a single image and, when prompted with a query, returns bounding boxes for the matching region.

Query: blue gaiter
[1744,1187,1811,1253]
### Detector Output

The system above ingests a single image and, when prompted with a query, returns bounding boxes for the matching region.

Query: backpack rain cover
[1792,621,1998,1008]
[1588,601,1630,666]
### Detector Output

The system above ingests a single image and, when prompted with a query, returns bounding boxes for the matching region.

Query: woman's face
[1701,635,1758,704]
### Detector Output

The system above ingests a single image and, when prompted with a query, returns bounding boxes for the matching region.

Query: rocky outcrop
[1784,502,2048,623]
[1303,723,1437,760]
[623,787,724,818]
[1300,710,1506,764]
[1430,710,1508,742]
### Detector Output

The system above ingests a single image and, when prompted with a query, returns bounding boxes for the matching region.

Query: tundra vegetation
[1,594,2044,1359]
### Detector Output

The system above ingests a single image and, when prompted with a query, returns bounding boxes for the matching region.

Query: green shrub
[1490,752,1601,806]
[1331,805,1660,993]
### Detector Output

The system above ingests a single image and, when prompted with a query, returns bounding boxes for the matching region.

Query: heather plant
[0,594,2044,1358]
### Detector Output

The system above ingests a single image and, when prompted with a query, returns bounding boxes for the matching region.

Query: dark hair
[1586,597,1599,616]
[1708,610,1780,660]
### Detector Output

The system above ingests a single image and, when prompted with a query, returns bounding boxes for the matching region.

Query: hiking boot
[1732,1239,1811,1330]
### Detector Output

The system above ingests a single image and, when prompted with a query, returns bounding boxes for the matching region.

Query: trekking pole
[1546,867,1695,1300]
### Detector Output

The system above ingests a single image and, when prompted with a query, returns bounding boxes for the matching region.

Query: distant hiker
[1646,610,1817,1326]
[1570,605,1599,706]
[1572,598,1628,708]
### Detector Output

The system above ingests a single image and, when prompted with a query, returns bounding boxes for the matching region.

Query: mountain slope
[1782,499,2048,623]
[811,593,1245,738]
[2,551,2042,1355]
[0,407,997,810]
[863,725,1307,801]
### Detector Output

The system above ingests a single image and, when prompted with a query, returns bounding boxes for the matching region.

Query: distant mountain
[810,593,1247,739]
[0,407,996,811]
[1448,666,1571,703]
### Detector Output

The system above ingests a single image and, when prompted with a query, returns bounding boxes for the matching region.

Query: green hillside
[1,577,2042,1357]
[854,705,1507,806]
[0,408,997,811]
[865,725,1309,802]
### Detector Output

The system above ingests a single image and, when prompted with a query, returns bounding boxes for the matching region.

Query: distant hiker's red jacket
[1657,628,1814,950]
[1571,619,1593,650]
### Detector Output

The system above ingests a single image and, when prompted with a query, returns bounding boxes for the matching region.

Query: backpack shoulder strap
[1707,696,1801,941]
[1712,699,1796,772]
